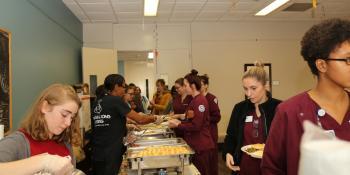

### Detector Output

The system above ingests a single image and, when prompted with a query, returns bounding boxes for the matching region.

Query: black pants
[92,145,126,175]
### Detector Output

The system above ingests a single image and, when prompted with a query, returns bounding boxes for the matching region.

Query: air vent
[283,3,313,12]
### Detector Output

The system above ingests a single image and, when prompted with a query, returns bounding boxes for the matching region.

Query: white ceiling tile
[113,2,142,12]
[197,12,224,18]
[174,4,203,12]
[87,12,115,20]
[158,2,175,11]
[79,3,113,12]
[171,12,197,18]
[117,12,142,19]
[176,0,206,2]
[157,11,172,18]
[76,0,109,3]
[202,2,233,11]
[111,0,141,2]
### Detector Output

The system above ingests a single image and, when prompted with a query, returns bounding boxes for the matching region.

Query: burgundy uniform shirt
[177,94,214,152]
[262,92,350,175]
[173,95,192,114]
[205,92,221,144]
[240,111,265,175]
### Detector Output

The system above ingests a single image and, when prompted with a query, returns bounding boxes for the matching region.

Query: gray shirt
[0,131,75,164]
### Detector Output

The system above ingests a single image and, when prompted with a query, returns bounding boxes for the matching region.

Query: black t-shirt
[91,95,131,160]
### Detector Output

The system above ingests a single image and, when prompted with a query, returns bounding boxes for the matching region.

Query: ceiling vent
[283,3,313,12]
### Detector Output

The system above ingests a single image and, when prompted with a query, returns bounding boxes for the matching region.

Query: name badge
[324,130,336,138]
[245,115,253,122]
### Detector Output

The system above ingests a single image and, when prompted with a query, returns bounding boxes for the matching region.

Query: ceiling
[63,0,350,24]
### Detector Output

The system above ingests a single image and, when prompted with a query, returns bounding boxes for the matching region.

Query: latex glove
[123,133,137,146]
[42,154,74,175]
[127,123,141,131]
[168,119,181,128]
[154,115,163,125]
[226,153,240,171]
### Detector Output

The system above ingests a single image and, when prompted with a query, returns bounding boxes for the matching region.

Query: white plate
[241,144,264,159]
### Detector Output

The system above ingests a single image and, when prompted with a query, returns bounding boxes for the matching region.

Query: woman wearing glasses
[223,62,281,175]
[261,18,350,175]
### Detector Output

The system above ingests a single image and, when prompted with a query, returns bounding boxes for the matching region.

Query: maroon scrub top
[262,92,350,175]
[205,92,221,144]
[240,111,265,175]
[173,95,192,114]
[177,94,214,152]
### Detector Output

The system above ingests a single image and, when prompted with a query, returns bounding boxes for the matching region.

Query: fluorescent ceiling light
[144,0,159,16]
[148,52,154,59]
[255,0,290,16]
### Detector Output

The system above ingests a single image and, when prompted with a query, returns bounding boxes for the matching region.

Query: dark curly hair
[301,18,350,76]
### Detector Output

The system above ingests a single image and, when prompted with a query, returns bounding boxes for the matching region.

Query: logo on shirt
[214,98,218,104]
[94,102,102,114]
[198,105,205,112]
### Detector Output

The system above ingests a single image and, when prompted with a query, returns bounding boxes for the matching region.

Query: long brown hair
[20,84,82,146]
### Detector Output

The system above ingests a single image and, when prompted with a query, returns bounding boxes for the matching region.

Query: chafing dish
[126,138,194,175]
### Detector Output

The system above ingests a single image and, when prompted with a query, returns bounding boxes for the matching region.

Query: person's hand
[170,114,185,120]
[150,99,155,106]
[226,153,240,171]
[127,123,141,131]
[168,119,181,128]
[154,115,163,124]
[42,154,74,175]
[186,110,194,119]
[123,133,137,146]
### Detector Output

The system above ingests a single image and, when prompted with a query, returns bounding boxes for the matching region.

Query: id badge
[324,130,336,138]
[245,115,253,122]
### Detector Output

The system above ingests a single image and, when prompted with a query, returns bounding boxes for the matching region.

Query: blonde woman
[0,84,82,175]
[223,62,281,175]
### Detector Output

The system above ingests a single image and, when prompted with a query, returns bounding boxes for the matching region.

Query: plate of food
[241,143,265,159]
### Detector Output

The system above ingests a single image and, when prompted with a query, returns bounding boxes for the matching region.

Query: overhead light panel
[144,0,159,16]
[255,0,290,16]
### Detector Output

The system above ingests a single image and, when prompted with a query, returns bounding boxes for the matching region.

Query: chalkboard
[0,29,11,132]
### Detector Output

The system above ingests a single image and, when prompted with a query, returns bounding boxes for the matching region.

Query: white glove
[42,154,74,175]
[154,115,163,125]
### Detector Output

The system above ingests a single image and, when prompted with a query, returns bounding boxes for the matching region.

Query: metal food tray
[126,138,194,173]
[133,127,174,140]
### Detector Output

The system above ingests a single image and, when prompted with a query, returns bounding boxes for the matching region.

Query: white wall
[83,21,317,142]
[124,60,155,98]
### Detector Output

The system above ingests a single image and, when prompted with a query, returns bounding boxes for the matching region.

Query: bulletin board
[0,28,12,132]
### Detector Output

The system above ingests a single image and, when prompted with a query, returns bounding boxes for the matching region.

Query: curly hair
[20,84,82,146]
[301,18,350,76]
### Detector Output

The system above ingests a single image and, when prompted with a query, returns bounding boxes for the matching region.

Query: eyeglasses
[252,119,259,138]
[324,57,350,65]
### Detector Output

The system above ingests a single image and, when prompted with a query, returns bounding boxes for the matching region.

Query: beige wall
[82,47,117,86]
[83,21,318,142]
[124,60,155,98]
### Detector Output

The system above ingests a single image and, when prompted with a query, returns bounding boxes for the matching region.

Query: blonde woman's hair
[20,84,82,146]
[243,61,268,85]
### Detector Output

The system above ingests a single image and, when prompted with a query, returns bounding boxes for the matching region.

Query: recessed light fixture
[255,0,290,16]
[144,0,159,16]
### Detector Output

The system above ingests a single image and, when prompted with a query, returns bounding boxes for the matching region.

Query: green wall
[0,0,82,129]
